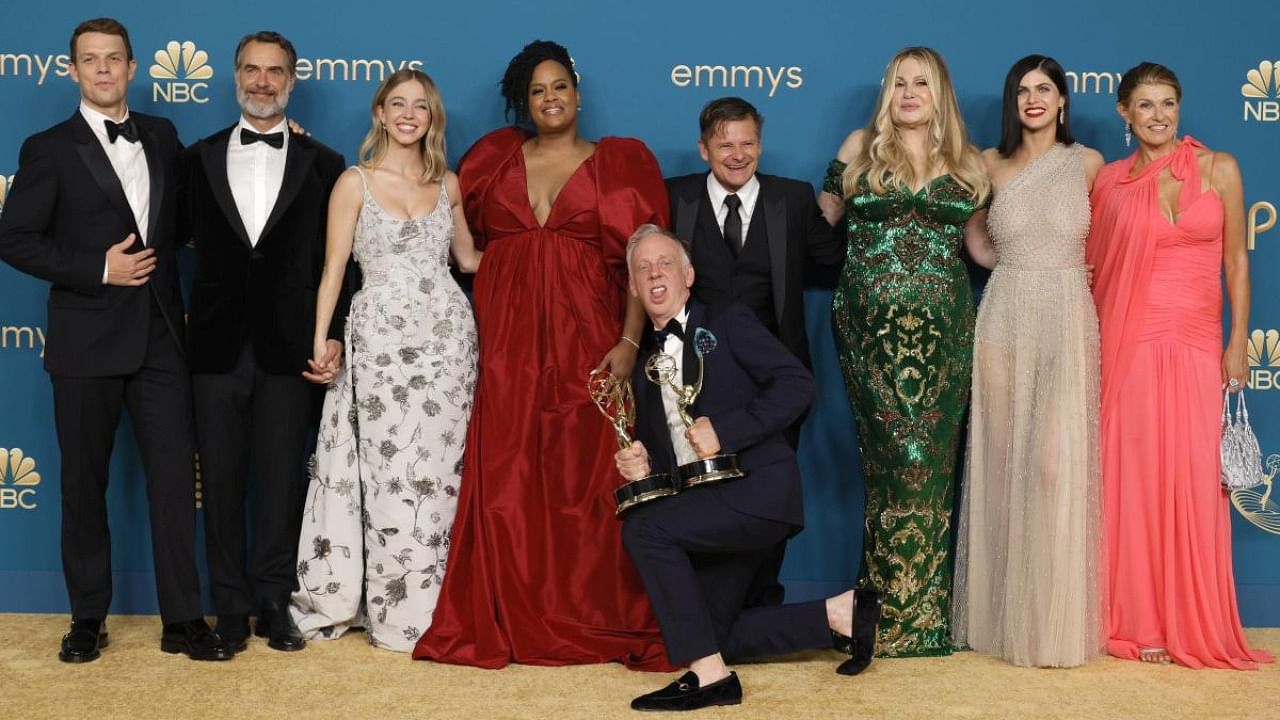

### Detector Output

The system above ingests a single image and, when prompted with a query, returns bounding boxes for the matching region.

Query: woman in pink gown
[1087,62,1273,670]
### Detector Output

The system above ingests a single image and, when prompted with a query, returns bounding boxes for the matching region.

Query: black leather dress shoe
[59,619,108,663]
[160,619,234,661]
[215,614,250,653]
[837,589,885,676]
[631,671,742,712]
[255,600,305,652]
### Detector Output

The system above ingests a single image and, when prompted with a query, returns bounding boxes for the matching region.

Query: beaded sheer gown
[825,161,978,657]
[952,143,1104,668]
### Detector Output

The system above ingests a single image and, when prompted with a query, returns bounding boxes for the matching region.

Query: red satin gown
[413,127,672,669]
[1087,137,1274,669]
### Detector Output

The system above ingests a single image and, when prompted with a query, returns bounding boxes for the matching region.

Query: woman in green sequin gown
[818,47,988,658]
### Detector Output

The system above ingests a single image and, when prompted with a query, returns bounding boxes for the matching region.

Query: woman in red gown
[413,40,671,669]
[1087,62,1273,670]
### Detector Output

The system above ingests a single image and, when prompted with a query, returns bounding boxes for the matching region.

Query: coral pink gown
[1087,136,1273,669]
[412,127,672,670]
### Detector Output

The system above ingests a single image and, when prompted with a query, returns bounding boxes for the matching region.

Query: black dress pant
[50,300,201,624]
[622,486,829,666]
[193,344,316,615]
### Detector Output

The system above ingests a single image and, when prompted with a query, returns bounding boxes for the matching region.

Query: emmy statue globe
[588,370,681,516]
[644,327,745,488]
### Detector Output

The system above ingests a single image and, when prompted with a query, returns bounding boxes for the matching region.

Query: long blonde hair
[358,69,447,183]
[842,47,988,203]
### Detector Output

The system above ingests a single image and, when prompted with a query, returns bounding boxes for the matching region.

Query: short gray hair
[625,223,691,269]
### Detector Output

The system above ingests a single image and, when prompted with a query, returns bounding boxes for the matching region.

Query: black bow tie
[104,117,138,144]
[652,319,685,346]
[241,128,284,149]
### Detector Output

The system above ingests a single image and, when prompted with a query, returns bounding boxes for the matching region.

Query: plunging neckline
[517,145,595,228]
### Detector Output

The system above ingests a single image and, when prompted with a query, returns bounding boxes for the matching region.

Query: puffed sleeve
[594,137,669,285]
[456,126,528,250]
[822,158,847,197]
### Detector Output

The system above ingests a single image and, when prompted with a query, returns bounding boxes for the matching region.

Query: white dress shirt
[656,306,698,466]
[227,116,289,246]
[705,172,760,246]
[80,103,150,243]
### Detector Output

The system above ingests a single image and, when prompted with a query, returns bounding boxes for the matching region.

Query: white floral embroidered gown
[290,168,477,652]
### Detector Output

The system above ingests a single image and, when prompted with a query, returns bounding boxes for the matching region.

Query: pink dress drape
[1086,136,1273,669]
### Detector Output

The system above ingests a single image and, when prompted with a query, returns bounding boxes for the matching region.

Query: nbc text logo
[1242,60,1279,122]
[150,41,212,104]
[0,447,40,510]
[1248,329,1280,389]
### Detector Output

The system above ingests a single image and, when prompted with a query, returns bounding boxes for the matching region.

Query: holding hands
[303,338,343,384]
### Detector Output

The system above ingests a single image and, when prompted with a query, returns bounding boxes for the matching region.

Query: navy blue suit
[622,300,829,665]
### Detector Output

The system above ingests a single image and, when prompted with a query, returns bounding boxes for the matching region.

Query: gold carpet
[0,615,1275,720]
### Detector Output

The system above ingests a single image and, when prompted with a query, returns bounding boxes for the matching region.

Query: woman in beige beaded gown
[954,55,1106,667]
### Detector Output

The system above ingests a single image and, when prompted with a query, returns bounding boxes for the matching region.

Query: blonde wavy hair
[842,47,988,203]
[358,69,447,184]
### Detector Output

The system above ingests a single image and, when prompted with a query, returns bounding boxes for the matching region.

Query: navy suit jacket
[632,300,814,529]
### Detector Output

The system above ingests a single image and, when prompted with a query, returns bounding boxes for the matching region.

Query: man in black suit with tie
[666,97,844,609]
[182,31,347,653]
[0,18,231,662]
[617,225,880,711]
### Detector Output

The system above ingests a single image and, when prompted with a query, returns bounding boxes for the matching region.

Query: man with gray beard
[180,30,349,653]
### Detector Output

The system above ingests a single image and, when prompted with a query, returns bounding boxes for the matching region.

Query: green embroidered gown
[825,161,979,658]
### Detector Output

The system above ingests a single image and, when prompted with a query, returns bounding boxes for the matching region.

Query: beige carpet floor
[0,614,1275,720]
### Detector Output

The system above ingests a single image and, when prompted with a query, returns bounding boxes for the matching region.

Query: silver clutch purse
[1221,389,1264,490]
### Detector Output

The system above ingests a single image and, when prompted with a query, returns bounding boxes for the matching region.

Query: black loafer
[255,600,305,652]
[59,618,108,663]
[215,614,250,653]
[631,671,742,712]
[837,589,885,676]
[160,619,235,661]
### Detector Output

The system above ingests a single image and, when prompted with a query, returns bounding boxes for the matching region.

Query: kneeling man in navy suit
[617,224,882,711]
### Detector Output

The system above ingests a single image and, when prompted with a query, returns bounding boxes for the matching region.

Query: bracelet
[620,335,640,350]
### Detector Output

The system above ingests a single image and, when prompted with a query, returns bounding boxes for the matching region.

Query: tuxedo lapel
[760,177,788,324]
[137,119,165,247]
[673,177,701,246]
[200,128,252,248]
[70,112,138,238]
[258,136,315,244]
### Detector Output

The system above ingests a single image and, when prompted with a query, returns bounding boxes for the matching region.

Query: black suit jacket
[182,126,348,375]
[0,110,185,377]
[666,172,843,367]
[633,301,814,528]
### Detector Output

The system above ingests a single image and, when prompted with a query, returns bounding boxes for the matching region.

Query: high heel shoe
[836,589,884,676]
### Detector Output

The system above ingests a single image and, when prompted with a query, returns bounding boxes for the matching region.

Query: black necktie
[723,193,742,257]
[652,318,685,347]
[241,128,285,149]
[104,118,138,144]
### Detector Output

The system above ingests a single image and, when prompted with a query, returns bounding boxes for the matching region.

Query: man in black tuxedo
[182,31,347,653]
[0,18,231,662]
[665,96,842,371]
[617,226,880,711]
[667,97,844,609]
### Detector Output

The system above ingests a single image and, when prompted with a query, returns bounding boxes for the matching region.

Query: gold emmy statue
[587,370,680,516]
[643,327,745,488]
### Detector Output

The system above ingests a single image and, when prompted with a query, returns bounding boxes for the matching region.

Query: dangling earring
[1058,106,1064,125]
[1124,123,1132,148]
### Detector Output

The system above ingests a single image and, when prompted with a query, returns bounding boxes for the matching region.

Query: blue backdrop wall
[1,0,1277,623]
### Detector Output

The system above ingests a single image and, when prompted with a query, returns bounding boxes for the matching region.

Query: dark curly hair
[500,40,577,126]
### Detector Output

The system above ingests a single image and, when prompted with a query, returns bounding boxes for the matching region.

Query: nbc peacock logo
[1232,454,1280,535]
[0,447,40,510]
[1247,329,1280,390]
[1241,60,1279,122]
[149,40,212,104]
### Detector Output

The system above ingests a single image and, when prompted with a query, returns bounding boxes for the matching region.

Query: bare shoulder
[835,128,867,164]
[331,167,365,200]
[442,170,462,202]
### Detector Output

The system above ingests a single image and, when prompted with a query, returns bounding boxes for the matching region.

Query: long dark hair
[997,54,1075,157]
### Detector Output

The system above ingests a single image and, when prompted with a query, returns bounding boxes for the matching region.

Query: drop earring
[1058,106,1064,125]
[1124,123,1132,148]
